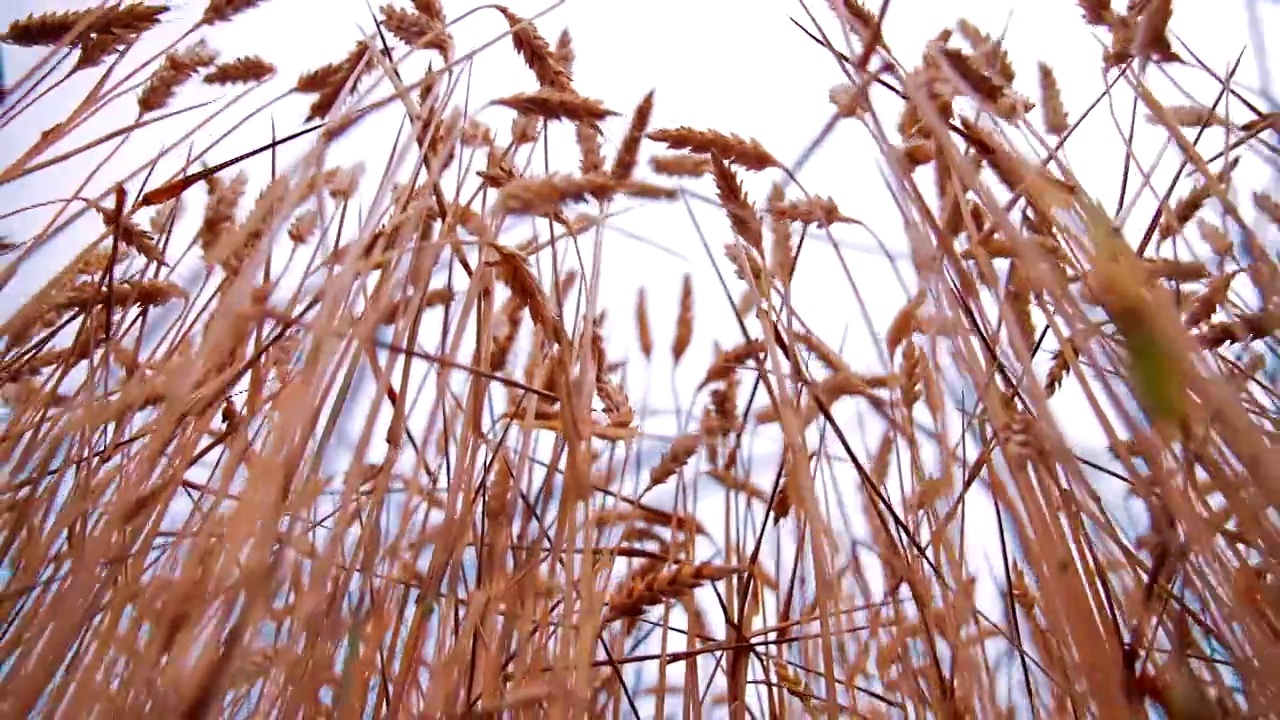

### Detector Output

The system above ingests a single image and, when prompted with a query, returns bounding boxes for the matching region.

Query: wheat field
[1,0,1279,717]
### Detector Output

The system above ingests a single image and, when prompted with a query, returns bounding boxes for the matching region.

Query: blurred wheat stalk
[0,0,1278,717]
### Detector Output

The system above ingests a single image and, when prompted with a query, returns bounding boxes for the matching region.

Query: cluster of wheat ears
[0,0,1278,717]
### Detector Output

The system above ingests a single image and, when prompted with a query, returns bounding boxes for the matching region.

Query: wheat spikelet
[647,127,779,172]
[1132,0,1178,64]
[762,185,795,287]
[831,0,878,37]
[885,292,924,356]
[830,81,870,117]
[1255,192,1280,227]
[936,46,1007,107]
[496,112,532,148]
[458,119,493,150]
[410,0,444,23]
[573,122,605,176]
[603,562,741,623]
[704,374,744,438]
[379,4,451,55]
[196,171,248,259]
[768,195,853,228]
[1143,258,1210,284]
[788,330,849,371]
[1197,311,1280,349]
[42,280,185,322]
[493,89,617,124]
[710,155,765,255]
[593,505,705,538]
[596,370,635,428]
[773,660,819,713]
[672,273,694,364]
[610,91,655,181]
[955,18,1015,84]
[496,174,615,216]
[295,41,372,121]
[488,294,529,368]
[201,0,269,26]
[496,6,571,90]
[1195,219,1234,256]
[705,468,770,504]
[701,340,765,389]
[554,28,575,74]
[1183,271,1237,328]
[5,4,167,55]
[1005,261,1035,349]
[1148,105,1226,129]
[1077,0,1116,26]
[486,245,564,348]
[1044,339,1077,397]
[648,433,702,488]
[496,173,674,216]
[899,341,924,408]
[203,56,275,84]
[95,209,165,266]
[6,4,167,70]
[138,40,218,114]
[961,117,1075,210]
[284,209,318,245]
[1159,159,1238,240]
[2,9,96,47]
[758,370,889,425]
[635,288,653,361]
[650,153,711,178]
[1037,62,1069,135]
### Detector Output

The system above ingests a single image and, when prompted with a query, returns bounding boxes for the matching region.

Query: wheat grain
[647,127,779,172]
[609,91,656,182]
[553,28,575,74]
[296,41,373,121]
[2,9,96,47]
[201,0,269,26]
[634,288,653,361]
[139,40,218,114]
[380,4,451,55]
[649,153,711,178]
[647,433,702,489]
[1037,62,1069,135]
[1254,192,1280,227]
[701,340,765,389]
[672,273,694,364]
[496,173,674,216]
[203,55,276,84]
[603,562,742,623]
[710,155,764,255]
[767,195,853,228]
[955,18,1015,84]
[1183,271,1237,328]
[496,6,571,90]
[96,209,166,266]
[196,171,248,259]
[1132,0,1178,64]
[410,0,444,23]
[1077,0,1116,26]
[493,89,617,124]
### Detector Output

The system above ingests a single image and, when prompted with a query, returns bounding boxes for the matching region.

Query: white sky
[2,0,1278,712]
[5,0,1276,449]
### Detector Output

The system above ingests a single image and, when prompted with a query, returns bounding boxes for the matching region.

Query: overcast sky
[3,0,1278,707]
